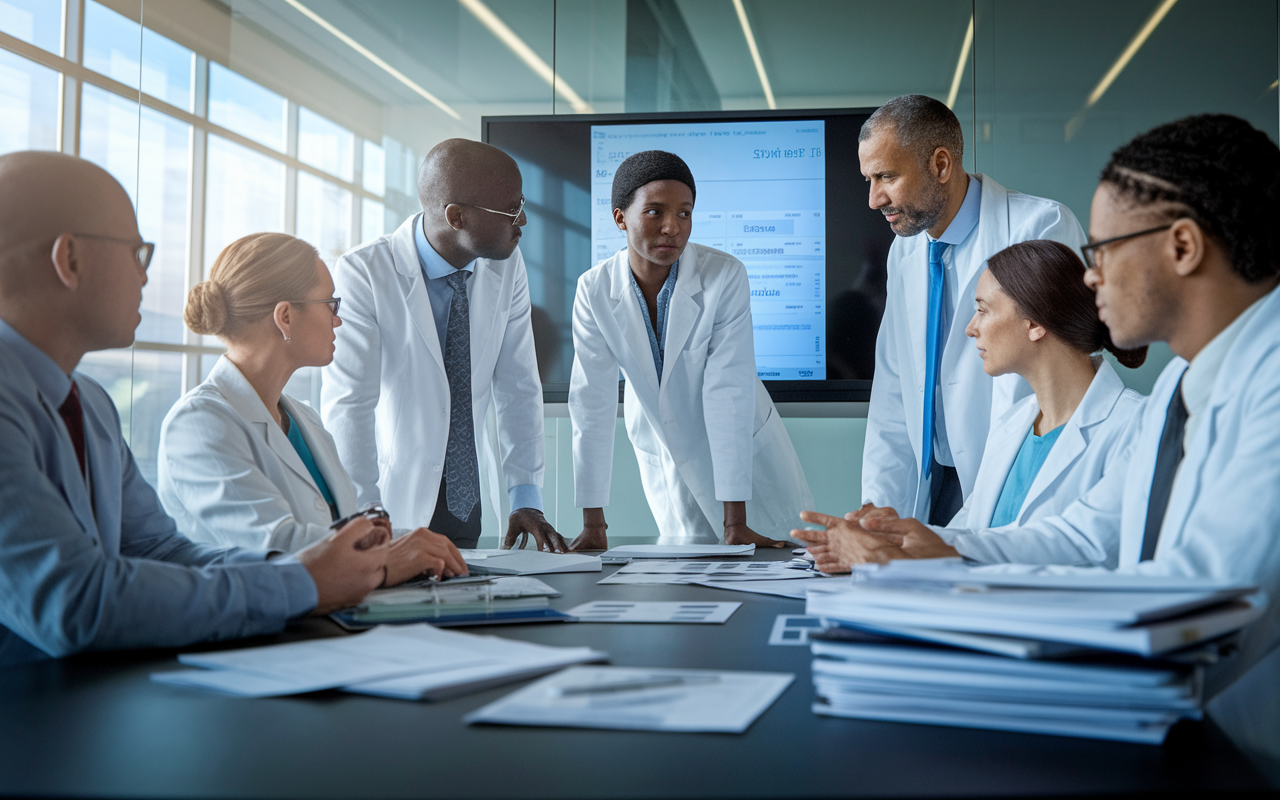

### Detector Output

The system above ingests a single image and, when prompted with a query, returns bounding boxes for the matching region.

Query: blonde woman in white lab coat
[568,151,812,549]
[797,239,1146,569]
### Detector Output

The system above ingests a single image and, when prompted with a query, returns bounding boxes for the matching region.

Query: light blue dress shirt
[630,260,679,384]
[926,173,982,467]
[413,214,543,513]
[0,319,317,666]
[989,424,1065,528]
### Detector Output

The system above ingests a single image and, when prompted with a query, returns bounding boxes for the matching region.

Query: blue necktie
[442,270,480,520]
[922,240,949,482]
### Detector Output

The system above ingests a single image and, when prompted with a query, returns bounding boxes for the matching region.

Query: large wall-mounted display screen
[483,109,893,402]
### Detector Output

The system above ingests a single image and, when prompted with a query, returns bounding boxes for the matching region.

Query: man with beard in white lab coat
[858,95,1087,526]
[322,140,568,552]
[567,151,813,548]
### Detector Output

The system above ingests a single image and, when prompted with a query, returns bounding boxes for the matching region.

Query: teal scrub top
[284,409,337,520]
[988,424,1065,528]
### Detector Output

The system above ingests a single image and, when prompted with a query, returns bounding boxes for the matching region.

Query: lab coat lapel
[971,399,1038,527]
[660,247,704,390]
[281,395,356,516]
[208,358,319,499]
[392,218,447,377]
[958,174,1011,292]
[608,252,661,395]
[898,235,929,389]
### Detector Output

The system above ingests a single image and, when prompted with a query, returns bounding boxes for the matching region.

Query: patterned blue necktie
[442,270,480,520]
[922,239,949,482]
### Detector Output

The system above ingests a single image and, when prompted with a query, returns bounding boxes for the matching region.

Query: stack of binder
[804,560,1265,744]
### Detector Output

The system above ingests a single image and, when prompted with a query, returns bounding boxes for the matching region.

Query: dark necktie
[1140,372,1189,561]
[58,381,87,481]
[442,270,480,520]
[921,239,949,481]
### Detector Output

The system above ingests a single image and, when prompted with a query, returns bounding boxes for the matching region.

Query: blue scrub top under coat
[284,409,337,519]
[630,259,680,384]
[989,424,1065,527]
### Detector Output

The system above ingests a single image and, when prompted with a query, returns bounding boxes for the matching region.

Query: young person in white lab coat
[321,140,566,552]
[858,95,1087,527]
[795,238,1146,567]
[159,232,467,584]
[567,151,813,549]
[800,115,1280,763]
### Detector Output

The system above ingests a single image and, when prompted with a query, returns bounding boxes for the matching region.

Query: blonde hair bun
[184,280,229,336]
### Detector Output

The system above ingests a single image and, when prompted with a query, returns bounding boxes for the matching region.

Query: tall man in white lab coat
[322,140,568,552]
[808,115,1280,767]
[858,95,1086,525]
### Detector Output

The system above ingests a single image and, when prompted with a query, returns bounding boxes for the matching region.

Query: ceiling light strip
[281,0,462,120]
[457,0,593,113]
[945,16,974,110]
[1085,0,1179,108]
[732,0,775,110]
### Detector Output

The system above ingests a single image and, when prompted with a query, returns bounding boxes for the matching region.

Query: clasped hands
[790,503,959,574]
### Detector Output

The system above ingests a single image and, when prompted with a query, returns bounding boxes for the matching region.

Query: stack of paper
[804,560,1265,743]
[152,624,606,700]
[599,560,814,585]
[462,549,602,575]
[465,666,794,733]
[600,544,755,560]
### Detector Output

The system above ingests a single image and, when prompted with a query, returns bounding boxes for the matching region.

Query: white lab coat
[951,288,1280,758]
[935,359,1142,561]
[158,356,359,551]
[320,215,544,530]
[570,243,813,543]
[862,174,1087,521]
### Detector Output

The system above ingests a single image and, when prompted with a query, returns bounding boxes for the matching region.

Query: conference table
[0,549,1267,798]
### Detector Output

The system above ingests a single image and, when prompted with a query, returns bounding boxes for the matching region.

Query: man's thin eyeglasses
[291,297,341,316]
[74,233,154,269]
[460,195,526,226]
[1081,224,1174,270]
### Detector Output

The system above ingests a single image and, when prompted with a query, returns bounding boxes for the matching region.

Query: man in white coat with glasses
[323,139,568,552]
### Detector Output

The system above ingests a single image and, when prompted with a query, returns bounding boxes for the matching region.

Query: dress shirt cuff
[508,484,543,513]
[931,525,962,545]
[272,555,320,618]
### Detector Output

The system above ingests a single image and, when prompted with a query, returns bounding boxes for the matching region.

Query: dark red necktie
[58,381,87,480]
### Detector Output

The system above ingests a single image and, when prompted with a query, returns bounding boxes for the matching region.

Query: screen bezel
[482,107,879,404]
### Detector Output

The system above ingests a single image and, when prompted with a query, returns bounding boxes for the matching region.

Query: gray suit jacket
[0,323,317,665]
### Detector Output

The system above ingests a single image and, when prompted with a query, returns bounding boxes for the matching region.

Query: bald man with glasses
[323,139,567,552]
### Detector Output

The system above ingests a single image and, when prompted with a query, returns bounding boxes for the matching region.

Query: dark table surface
[0,549,1267,799]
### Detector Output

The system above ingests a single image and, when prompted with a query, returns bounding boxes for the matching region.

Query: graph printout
[591,120,826,380]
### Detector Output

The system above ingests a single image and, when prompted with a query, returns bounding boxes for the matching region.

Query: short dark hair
[611,150,696,212]
[859,94,965,168]
[1100,114,1280,284]
[987,239,1148,369]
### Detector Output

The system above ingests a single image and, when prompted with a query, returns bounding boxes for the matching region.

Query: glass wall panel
[298,107,354,182]
[140,28,193,111]
[296,171,353,265]
[80,349,182,487]
[208,63,287,151]
[974,0,1280,391]
[133,107,191,345]
[79,83,140,198]
[204,134,285,270]
[362,140,385,196]
[0,0,62,55]
[83,0,142,89]
[0,48,59,155]
[361,197,388,243]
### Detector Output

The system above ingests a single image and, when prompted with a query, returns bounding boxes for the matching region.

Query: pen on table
[553,675,720,696]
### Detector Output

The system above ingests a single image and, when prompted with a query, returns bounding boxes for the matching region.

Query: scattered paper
[462,550,601,575]
[600,544,755,559]
[769,615,831,646]
[567,601,740,624]
[465,666,794,733]
[690,578,820,599]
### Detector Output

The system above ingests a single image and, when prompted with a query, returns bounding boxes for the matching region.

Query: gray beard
[885,182,949,238]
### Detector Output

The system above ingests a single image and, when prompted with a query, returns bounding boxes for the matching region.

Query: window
[362,197,388,243]
[204,134,285,271]
[208,63,286,151]
[0,48,58,154]
[298,107,353,182]
[362,139,385,195]
[296,171,352,265]
[0,0,61,55]
[141,28,193,111]
[83,0,141,89]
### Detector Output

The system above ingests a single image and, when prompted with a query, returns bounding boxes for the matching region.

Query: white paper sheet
[617,560,809,577]
[153,625,492,697]
[566,601,740,623]
[600,544,755,559]
[465,666,794,733]
[690,578,818,599]
[462,550,601,575]
[857,558,1254,594]
[769,615,830,645]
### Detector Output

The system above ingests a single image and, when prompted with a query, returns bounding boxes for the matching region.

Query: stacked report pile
[804,560,1265,744]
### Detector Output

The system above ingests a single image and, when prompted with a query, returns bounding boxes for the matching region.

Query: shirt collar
[414,212,476,281]
[932,173,981,247]
[0,317,73,406]
[1182,291,1269,417]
